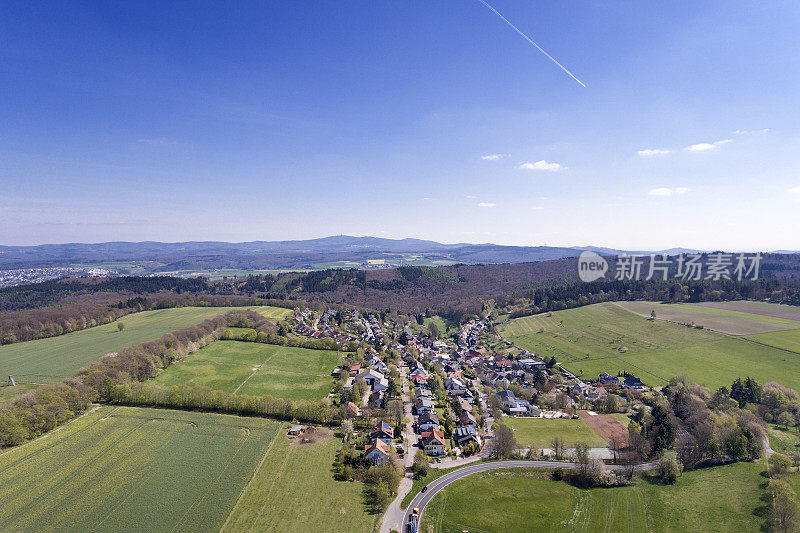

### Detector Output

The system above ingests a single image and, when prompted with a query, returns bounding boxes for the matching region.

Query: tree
[778,411,794,430]
[770,453,793,478]
[656,451,682,484]
[412,449,430,479]
[550,436,566,460]
[428,322,440,340]
[573,442,591,485]
[492,424,518,459]
[608,434,625,464]
[771,479,799,533]
[341,419,354,438]
[117,322,125,332]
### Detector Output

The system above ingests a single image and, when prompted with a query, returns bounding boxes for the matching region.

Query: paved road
[401,459,657,532]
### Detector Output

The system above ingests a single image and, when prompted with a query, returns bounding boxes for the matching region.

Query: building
[370,421,394,446]
[417,412,441,432]
[421,428,447,456]
[345,401,360,418]
[364,439,390,464]
[453,425,481,447]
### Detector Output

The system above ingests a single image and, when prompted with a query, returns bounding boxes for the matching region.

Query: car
[435,458,442,463]
[421,486,428,493]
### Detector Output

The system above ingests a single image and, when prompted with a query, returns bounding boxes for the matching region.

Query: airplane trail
[476,0,586,87]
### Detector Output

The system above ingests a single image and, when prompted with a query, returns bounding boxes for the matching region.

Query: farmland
[223,427,377,533]
[0,406,280,532]
[421,463,765,532]
[500,302,800,392]
[151,340,340,401]
[253,305,295,321]
[0,306,244,386]
[505,416,607,448]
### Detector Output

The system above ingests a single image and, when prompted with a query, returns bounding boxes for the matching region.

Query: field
[615,300,797,334]
[421,462,765,532]
[0,306,244,386]
[505,416,607,448]
[253,305,295,321]
[0,406,280,532]
[767,425,800,455]
[151,340,340,401]
[500,302,800,392]
[692,301,800,321]
[223,427,377,533]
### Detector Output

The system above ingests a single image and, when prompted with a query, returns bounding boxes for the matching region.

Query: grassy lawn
[500,302,800,392]
[505,417,607,448]
[747,328,800,353]
[151,340,340,401]
[0,405,280,532]
[767,424,800,455]
[0,306,244,386]
[421,462,765,532]
[223,428,377,533]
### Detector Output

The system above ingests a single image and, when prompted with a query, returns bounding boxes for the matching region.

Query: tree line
[0,310,353,448]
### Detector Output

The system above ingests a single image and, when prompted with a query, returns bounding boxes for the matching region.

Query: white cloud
[481,153,508,161]
[421,197,432,201]
[789,186,800,194]
[734,128,770,135]
[477,202,497,208]
[637,149,672,156]
[465,194,477,199]
[518,160,564,171]
[686,139,732,152]
[648,187,690,196]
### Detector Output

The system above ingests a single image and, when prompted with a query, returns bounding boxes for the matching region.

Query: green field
[151,340,339,401]
[223,428,376,533]
[505,417,607,448]
[616,300,798,334]
[767,425,800,455]
[747,329,800,353]
[500,302,800,392]
[253,305,295,321]
[0,406,280,532]
[421,463,764,532]
[0,307,244,386]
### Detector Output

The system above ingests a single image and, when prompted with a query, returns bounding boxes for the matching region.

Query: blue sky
[1,1,799,249]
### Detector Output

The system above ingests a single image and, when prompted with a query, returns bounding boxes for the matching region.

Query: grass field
[615,301,798,334]
[0,307,244,386]
[253,305,295,321]
[151,340,340,401]
[505,417,607,448]
[500,302,800,392]
[0,405,280,532]
[0,382,39,403]
[421,462,765,532]
[223,428,377,533]
[767,425,800,455]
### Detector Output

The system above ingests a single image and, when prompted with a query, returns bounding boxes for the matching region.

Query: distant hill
[0,236,789,272]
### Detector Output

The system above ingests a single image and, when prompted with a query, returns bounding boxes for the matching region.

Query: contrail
[476,0,586,87]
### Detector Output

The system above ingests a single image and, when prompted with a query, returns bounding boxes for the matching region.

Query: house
[421,428,447,456]
[370,421,394,445]
[624,375,646,390]
[518,359,546,371]
[288,425,303,436]
[364,439,390,464]
[457,397,473,413]
[415,396,435,414]
[349,364,361,377]
[417,412,440,432]
[453,425,481,447]
[345,401,360,417]
[356,369,389,392]
[598,372,618,384]
[458,411,477,427]
[444,377,466,391]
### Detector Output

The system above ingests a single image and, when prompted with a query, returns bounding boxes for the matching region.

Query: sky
[1,1,799,250]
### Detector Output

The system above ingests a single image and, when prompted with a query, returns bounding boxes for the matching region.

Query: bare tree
[492,424,518,459]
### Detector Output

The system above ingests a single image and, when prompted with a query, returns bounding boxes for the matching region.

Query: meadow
[223,428,377,533]
[0,306,244,386]
[421,463,765,532]
[253,305,295,321]
[0,406,280,532]
[505,417,607,448]
[500,302,800,392]
[151,340,340,401]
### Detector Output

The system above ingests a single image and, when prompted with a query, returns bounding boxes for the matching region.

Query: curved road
[401,459,657,532]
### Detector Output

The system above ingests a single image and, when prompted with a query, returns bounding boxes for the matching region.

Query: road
[380,362,419,533]
[401,459,657,532]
